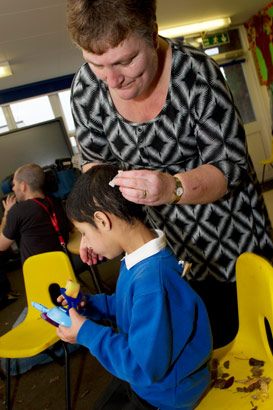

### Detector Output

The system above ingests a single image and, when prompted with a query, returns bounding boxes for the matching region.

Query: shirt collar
[123,229,166,270]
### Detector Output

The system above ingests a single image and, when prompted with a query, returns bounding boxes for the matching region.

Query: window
[10,96,54,128]
[58,90,75,132]
[0,107,8,133]
[185,29,255,124]
[220,64,256,124]
[69,135,79,153]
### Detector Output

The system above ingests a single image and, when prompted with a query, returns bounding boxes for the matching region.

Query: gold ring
[143,190,147,199]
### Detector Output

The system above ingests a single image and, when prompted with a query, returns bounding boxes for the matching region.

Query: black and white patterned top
[71,38,273,282]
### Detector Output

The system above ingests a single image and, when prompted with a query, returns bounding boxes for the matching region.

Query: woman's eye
[90,63,103,70]
[121,59,132,66]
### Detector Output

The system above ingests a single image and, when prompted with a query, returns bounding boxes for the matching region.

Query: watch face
[176,187,183,196]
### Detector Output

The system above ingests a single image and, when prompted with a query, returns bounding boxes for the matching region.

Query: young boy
[57,164,212,410]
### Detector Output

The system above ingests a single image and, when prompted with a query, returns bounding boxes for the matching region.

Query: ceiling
[0,0,271,92]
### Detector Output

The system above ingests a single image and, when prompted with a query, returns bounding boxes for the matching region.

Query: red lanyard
[31,197,65,247]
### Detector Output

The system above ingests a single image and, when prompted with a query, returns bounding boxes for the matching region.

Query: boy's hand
[56,294,87,310]
[80,234,104,265]
[57,308,86,344]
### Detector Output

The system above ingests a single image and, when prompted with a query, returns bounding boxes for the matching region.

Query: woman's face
[82,34,158,100]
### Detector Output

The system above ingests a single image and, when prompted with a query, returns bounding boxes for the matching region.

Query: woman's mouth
[119,81,134,90]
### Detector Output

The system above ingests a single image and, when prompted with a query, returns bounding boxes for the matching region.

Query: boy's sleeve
[83,293,116,322]
[76,289,195,386]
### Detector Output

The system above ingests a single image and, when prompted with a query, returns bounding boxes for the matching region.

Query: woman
[67,0,273,348]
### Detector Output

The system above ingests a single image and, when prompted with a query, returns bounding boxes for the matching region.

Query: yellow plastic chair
[259,139,273,184]
[196,253,273,410]
[0,251,78,410]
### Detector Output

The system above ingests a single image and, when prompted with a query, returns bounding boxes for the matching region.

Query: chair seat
[0,312,59,358]
[259,158,273,165]
[196,343,273,409]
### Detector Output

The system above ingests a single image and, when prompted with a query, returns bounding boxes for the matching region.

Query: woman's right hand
[80,234,104,265]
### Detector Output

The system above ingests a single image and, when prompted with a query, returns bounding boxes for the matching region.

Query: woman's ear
[153,25,159,49]
[94,211,112,231]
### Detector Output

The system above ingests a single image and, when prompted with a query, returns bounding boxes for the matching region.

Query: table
[67,229,104,293]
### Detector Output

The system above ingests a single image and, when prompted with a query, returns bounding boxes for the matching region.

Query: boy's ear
[94,211,112,231]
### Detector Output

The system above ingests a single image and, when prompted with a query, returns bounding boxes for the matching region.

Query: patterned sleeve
[71,64,119,166]
[193,55,248,191]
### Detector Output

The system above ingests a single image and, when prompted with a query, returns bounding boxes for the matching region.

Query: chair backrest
[23,251,78,319]
[234,253,273,363]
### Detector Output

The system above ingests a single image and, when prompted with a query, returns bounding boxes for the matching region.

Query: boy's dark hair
[66,164,145,227]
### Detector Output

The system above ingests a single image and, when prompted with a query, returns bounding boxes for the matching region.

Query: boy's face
[73,220,123,260]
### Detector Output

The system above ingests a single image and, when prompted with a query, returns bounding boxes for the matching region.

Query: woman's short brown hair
[67,0,157,54]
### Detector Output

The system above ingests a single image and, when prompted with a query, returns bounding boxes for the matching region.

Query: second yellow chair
[196,252,273,410]
[259,139,273,184]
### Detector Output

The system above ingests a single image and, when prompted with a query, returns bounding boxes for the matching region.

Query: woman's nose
[105,67,123,88]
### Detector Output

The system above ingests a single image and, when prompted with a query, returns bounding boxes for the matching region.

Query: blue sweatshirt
[77,231,212,410]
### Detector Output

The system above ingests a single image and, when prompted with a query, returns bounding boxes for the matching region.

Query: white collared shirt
[124,229,166,270]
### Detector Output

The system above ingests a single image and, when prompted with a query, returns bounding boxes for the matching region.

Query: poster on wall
[245,2,273,87]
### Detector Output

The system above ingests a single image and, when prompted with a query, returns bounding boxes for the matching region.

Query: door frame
[238,25,273,181]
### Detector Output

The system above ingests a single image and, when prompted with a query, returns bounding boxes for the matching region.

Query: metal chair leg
[5,358,10,410]
[61,341,71,410]
[262,164,266,185]
[4,351,71,410]
[88,265,103,293]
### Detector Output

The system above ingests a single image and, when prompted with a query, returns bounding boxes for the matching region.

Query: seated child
[57,164,212,410]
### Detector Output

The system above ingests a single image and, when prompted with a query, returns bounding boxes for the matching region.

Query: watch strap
[171,176,184,204]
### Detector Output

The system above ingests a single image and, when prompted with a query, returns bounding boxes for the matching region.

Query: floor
[1,183,273,410]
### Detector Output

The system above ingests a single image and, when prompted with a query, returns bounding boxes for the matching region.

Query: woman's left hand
[57,308,86,344]
[113,169,175,206]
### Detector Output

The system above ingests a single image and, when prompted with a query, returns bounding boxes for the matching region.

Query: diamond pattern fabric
[71,39,273,281]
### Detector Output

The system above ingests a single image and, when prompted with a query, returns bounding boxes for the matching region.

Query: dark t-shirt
[3,197,72,264]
